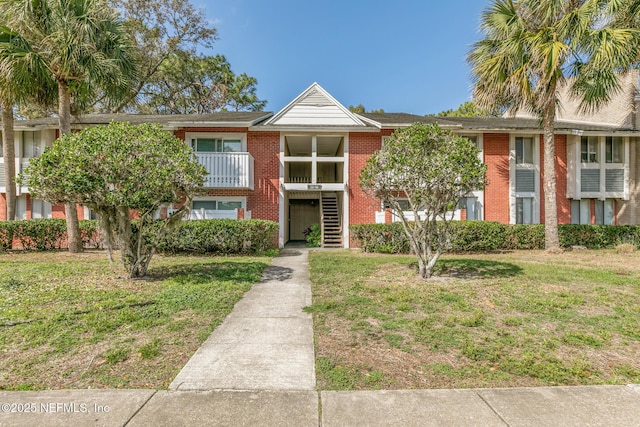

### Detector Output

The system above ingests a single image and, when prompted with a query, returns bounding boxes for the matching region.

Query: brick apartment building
[1,75,640,248]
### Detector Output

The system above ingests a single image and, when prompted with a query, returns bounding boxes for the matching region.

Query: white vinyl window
[571,199,615,225]
[605,137,623,164]
[515,137,534,165]
[581,136,598,163]
[190,197,246,220]
[192,200,243,211]
[22,131,43,158]
[595,199,615,225]
[191,138,242,153]
[515,197,534,224]
[31,198,52,219]
[458,197,480,220]
[571,199,591,224]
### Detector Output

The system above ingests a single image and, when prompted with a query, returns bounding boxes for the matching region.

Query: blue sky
[200,1,488,115]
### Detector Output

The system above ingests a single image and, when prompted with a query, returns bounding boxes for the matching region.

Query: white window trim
[460,134,484,220]
[510,134,540,224]
[576,136,629,201]
[185,132,247,152]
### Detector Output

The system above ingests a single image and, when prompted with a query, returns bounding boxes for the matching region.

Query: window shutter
[580,169,600,192]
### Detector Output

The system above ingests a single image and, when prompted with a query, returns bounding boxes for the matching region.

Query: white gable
[265,83,366,127]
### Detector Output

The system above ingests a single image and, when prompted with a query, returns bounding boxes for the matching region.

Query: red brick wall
[483,133,510,223]
[247,131,280,222]
[348,131,389,227]
[539,134,570,224]
[52,203,66,219]
[0,193,5,221]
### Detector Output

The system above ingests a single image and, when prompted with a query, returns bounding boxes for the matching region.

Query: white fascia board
[251,125,380,133]
[265,82,367,127]
[355,114,382,128]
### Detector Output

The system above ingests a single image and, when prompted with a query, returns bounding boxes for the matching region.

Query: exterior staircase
[321,193,342,248]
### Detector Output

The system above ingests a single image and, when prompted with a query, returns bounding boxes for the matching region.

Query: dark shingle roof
[359,114,638,133]
[358,113,455,127]
[10,112,273,128]
[7,111,637,134]
[441,116,637,133]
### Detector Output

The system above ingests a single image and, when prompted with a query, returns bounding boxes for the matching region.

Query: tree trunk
[542,101,560,249]
[58,81,82,253]
[1,102,17,222]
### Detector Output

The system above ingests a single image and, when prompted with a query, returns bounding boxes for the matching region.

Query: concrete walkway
[169,246,315,391]
[1,248,640,425]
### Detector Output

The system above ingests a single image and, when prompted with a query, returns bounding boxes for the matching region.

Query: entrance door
[289,199,320,241]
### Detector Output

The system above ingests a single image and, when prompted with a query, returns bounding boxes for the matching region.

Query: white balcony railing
[196,152,254,189]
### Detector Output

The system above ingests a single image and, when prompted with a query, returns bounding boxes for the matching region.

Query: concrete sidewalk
[2,385,640,426]
[169,246,316,391]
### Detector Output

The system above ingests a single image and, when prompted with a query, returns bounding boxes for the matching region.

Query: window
[515,137,534,165]
[22,131,42,158]
[581,136,598,163]
[571,199,591,224]
[458,197,480,220]
[16,196,27,220]
[595,199,615,225]
[192,200,243,211]
[571,199,615,225]
[31,199,52,219]
[605,137,623,163]
[191,198,245,220]
[191,138,242,153]
[515,197,534,224]
[383,199,411,211]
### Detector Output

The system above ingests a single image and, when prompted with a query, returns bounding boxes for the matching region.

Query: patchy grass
[308,250,640,390]
[0,250,272,390]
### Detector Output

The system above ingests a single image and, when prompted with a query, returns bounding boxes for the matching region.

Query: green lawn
[0,251,272,390]
[307,250,640,390]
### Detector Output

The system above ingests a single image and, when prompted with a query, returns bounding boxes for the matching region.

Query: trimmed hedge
[350,223,410,254]
[0,219,101,251]
[0,218,278,254]
[155,219,278,254]
[351,222,640,253]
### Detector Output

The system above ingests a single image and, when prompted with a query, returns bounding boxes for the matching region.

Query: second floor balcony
[196,152,254,189]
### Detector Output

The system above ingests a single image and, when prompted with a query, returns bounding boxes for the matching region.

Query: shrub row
[0,218,278,254]
[350,221,640,253]
[0,219,99,251]
[155,219,278,254]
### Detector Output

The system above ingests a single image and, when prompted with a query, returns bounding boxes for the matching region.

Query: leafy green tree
[138,53,265,114]
[23,122,206,278]
[468,0,640,249]
[359,123,486,279]
[109,0,215,112]
[4,0,138,252]
[436,101,495,117]
[348,104,385,114]
[224,72,267,112]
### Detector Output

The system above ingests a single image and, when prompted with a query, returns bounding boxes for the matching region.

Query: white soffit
[265,82,367,127]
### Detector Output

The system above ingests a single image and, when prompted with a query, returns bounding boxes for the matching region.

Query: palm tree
[4,0,137,252]
[468,0,640,249]
[0,24,55,221]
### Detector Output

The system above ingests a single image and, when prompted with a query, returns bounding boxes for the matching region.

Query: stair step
[321,194,341,247]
